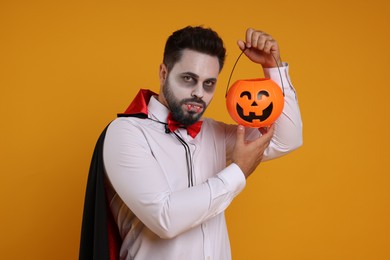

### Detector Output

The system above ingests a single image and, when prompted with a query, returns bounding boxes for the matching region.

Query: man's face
[159,49,220,126]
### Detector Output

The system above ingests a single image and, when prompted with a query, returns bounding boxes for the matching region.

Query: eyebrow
[181,72,217,82]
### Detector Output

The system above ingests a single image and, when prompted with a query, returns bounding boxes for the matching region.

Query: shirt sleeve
[262,62,303,160]
[103,119,246,239]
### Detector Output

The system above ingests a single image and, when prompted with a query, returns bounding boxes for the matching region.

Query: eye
[257,90,269,100]
[240,91,251,99]
[183,75,194,82]
[203,80,216,92]
[181,75,198,87]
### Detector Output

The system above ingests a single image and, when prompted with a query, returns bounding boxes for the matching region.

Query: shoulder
[105,117,156,144]
[201,117,223,130]
[107,116,156,132]
[200,117,237,136]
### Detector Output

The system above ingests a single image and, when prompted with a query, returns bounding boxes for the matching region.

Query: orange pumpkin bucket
[225,48,285,128]
[226,78,284,128]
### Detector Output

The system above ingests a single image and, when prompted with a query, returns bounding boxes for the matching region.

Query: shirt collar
[148,95,170,123]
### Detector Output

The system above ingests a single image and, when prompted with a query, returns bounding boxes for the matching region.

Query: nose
[191,84,204,99]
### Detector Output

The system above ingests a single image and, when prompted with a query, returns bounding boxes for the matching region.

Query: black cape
[79,89,156,260]
[79,125,121,260]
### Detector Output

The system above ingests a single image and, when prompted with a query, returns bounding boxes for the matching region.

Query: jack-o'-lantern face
[236,89,273,123]
[226,78,284,127]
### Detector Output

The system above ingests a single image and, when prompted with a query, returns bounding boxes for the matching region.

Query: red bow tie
[167,114,203,138]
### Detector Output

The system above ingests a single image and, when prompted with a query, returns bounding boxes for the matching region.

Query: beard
[163,80,207,126]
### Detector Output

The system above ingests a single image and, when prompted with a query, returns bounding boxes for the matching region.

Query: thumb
[236,125,246,145]
[237,40,246,51]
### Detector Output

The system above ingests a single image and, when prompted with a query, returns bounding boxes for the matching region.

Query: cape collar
[117,89,157,118]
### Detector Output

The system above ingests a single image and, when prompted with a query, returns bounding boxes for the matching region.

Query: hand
[232,125,275,178]
[237,28,282,68]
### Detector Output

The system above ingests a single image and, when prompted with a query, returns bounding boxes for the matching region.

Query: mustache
[180,97,206,107]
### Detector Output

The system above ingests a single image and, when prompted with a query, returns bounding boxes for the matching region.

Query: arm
[262,63,302,160]
[231,29,303,177]
[239,28,302,158]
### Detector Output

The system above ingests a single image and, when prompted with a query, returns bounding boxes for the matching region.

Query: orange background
[1,0,390,259]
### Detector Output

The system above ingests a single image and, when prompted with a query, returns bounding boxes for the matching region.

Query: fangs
[187,104,202,112]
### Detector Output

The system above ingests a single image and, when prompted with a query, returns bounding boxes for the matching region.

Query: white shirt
[103,64,302,260]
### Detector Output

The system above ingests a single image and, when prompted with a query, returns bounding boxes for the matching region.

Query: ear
[159,63,168,85]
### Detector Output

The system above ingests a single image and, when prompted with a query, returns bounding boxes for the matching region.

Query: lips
[185,103,203,113]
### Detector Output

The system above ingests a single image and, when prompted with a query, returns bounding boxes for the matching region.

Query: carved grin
[236,102,273,123]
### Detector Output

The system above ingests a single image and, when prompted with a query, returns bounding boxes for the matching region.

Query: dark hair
[163,26,226,72]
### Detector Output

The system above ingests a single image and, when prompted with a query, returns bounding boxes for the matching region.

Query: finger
[263,39,277,54]
[258,123,274,134]
[236,125,246,145]
[264,124,275,141]
[237,40,246,51]
[245,28,255,48]
[258,126,269,135]
[255,33,273,51]
[256,124,275,144]
[249,30,266,50]
[250,31,260,50]
[254,31,269,47]
[267,124,275,136]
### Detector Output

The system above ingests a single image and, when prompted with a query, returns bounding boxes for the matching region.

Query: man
[80,26,302,260]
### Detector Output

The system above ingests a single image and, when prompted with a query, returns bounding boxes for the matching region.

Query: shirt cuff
[217,163,246,196]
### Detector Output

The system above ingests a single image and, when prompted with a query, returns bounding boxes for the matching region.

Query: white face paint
[159,49,220,125]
